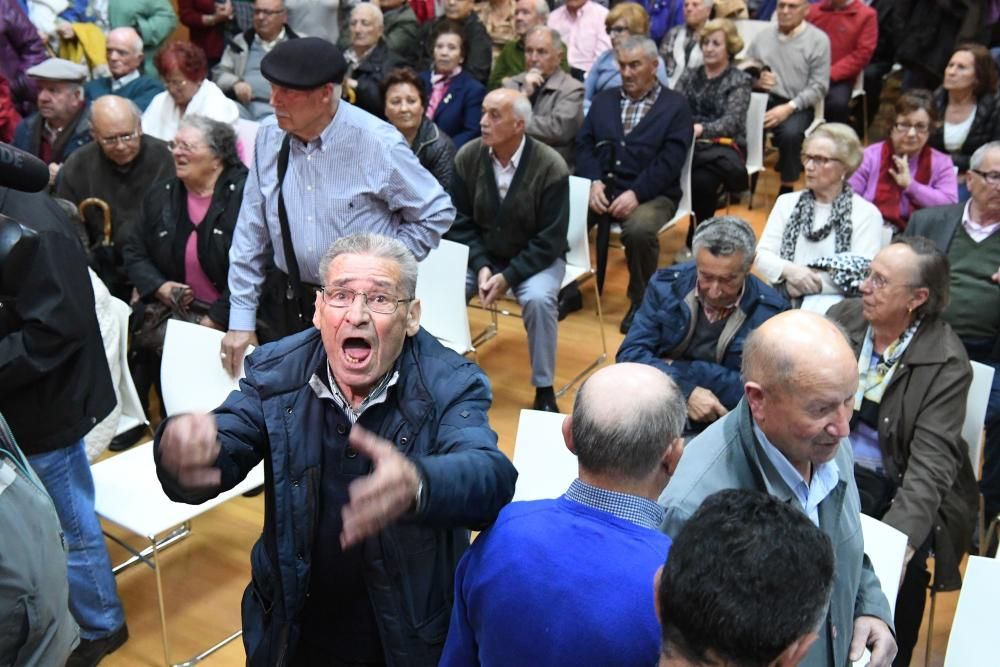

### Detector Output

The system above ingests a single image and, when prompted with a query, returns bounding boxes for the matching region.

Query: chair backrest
[964,360,996,474]
[414,239,475,355]
[511,408,578,502]
[160,319,245,416]
[734,19,772,59]
[746,92,768,173]
[235,118,260,167]
[676,136,694,216]
[108,296,149,436]
[566,175,593,272]
[943,556,1000,666]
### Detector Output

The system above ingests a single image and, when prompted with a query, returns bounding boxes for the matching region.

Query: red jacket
[178,0,227,61]
[807,0,878,83]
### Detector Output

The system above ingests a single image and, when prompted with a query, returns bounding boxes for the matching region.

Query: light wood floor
[100,169,960,666]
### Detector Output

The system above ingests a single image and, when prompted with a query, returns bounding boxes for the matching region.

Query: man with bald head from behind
[442,362,686,666]
[84,28,165,111]
[660,310,898,667]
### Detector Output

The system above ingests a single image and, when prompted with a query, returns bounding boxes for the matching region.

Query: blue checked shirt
[564,479,664,529]
[754,423,840,528]
[227,104,456,331]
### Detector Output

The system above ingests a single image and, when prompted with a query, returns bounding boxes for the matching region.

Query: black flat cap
[261,37,347,89]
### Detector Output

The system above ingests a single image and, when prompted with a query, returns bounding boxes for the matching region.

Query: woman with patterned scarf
[828,237,978,667]
[850,91,958,234]
[755,123,884,298]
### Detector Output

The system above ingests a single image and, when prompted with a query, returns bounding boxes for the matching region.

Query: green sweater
[944,225,1000,339]
[446,137,569,287]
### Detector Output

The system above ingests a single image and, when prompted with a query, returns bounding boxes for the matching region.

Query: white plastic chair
[850,515,907,667]
[942,556,1000,666]
[734,19,772,60]
[963,361,995,475]
[108,296,149,438]
[235,118,260,167]
[511,409,577,502]
[414,239,475,357]
[92,319,263,666]
[745,92,768,209]
[660,136,696,236]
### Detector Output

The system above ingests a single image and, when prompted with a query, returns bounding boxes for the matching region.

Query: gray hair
[178,115,241,168]
[805,123,863,175]
[533,0,550,20]
[970,140,1000,170]
[319,234,418,297]
[889,236,951,319]
[511,93,533,125]
[692,216,757,272]
[351,3,384,28]
[615,34,658,61]
[571,369,686,480]
[108,26,143,54]
[525,25,564,54]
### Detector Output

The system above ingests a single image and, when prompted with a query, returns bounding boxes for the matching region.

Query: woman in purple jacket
[849,90,958,234]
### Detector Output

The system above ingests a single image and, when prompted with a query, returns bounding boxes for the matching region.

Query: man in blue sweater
[441,362,686,666]
[576,34,693,334]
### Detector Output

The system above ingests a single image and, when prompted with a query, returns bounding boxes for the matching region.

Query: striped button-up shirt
[227,104,456,331]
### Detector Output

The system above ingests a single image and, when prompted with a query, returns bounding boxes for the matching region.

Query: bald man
[84,28,164,111]
[442,363,686,666]
[57,95,174,297]
[446,87,569,412]
[660,310,897,667]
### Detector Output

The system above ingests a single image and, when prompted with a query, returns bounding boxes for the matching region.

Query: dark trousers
[690,163,726,235]
[825,79,855,125]
[892,542,932,667]
[769,103,815,183]
[864,61,894,125]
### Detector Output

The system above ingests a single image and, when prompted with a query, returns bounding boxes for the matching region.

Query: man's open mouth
[343,337,373,365]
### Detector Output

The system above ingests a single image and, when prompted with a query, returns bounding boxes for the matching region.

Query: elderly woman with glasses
[582,2,667,114]
[828,237,978,667]
[142,41,239,142]
[755,123,884,300]
[849,91,958,233]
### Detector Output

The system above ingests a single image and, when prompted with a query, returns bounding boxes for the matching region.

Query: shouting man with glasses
[905,140,1000,556]
[57,94,174,291]
[213,0,300,120]
[84,27,165,112]
[156,233,517,666]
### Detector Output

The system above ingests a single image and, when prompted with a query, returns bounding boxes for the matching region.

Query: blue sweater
[441,495,670,666]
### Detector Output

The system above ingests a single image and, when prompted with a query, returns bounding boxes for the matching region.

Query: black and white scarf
[780,186,854,261]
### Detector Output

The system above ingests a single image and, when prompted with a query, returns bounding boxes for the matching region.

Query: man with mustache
[156,233,517,666]
[659,310,897,667]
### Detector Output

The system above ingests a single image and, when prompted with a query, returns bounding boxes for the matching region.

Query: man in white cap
[12,57,92,186]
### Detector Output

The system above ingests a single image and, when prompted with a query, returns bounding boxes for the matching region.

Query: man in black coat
[0,186,128,666]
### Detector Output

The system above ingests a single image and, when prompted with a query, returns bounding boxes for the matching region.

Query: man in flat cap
[221,36,456,377]
[13,58,92,187]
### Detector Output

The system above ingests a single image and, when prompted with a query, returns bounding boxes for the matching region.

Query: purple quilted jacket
[0,0,47,117]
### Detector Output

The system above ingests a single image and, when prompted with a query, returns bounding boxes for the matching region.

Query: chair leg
[924,587,936,667]
[555,279,608,398]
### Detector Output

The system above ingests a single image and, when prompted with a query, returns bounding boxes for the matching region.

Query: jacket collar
[838,298,952,367]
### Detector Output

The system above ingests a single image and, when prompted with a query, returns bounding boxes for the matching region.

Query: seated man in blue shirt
[656,489,835,667]
[617,216,787,432]
[441,362,686,667]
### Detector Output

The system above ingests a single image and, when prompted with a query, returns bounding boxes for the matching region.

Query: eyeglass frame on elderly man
[97,130,141,146]
[320,286,415,314]
[969,169,1000,186]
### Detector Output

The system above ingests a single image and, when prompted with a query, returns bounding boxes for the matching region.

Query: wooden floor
[100,168,960,666]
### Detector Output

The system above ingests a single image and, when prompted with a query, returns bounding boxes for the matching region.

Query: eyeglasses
[164,78,190,89]
[606,26,630,34]
[252,8,285,15]
[969,169,1000,186]
[862,270,914,291]
[320,286,414,314]
[801,153,840,167]
[892,122,930,134]
[168,140,205,153]
[98,130,140,146]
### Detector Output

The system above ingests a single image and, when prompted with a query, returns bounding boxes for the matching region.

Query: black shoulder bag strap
[276,133,306,326]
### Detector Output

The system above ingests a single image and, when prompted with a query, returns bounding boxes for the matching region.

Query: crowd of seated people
[3,0,1000,665]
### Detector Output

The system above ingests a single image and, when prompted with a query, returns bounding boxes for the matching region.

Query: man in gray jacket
[212,0,299,120]
[660,310,897,667]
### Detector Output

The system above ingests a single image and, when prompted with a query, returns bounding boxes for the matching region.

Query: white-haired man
[84,27,164,111]
[447,88,569,412]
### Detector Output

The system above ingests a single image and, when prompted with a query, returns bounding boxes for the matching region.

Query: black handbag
[854,464,897,519]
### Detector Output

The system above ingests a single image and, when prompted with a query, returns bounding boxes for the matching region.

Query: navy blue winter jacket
[155,327,517,666]
[616,262,787,408]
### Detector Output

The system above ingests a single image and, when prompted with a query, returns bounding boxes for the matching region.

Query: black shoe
[242,484,265,498]
[778,184,794,196]
[533,387,560,413]
[108,425,146,452]
[67,624,129,667]
[557,284,582,321]
[620,303,639,335]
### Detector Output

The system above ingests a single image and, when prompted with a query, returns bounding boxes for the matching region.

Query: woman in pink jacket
[849,90,958,233]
